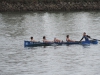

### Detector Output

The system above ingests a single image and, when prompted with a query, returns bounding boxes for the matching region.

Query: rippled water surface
[0,11,100,75]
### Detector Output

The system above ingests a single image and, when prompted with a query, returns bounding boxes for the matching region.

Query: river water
[0,11,100,75]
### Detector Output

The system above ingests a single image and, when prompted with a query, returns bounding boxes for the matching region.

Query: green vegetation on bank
[0,0,100,3]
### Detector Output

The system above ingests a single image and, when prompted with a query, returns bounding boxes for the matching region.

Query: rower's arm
[80,37,83,41]
[87,35,91,38]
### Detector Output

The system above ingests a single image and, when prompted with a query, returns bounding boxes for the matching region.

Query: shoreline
[0,1,100,12]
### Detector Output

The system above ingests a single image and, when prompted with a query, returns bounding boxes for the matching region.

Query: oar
[90,38,100,41]
[84,35,100,41]
[93,39,100,41]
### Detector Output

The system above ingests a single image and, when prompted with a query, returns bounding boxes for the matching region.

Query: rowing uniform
[80,35,90,42]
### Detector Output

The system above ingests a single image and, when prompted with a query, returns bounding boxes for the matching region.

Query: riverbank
[0,1,100,11]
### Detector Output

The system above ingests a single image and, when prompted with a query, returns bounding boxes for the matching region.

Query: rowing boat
[24,39,98,47]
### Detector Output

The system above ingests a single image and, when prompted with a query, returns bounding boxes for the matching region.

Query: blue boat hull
[24,40,98,47]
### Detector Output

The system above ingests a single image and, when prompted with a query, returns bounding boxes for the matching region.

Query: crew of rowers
[30,32,91,43]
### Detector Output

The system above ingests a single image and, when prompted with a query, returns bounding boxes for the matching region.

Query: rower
[54,37,61,42]
[66,35,75,42]
[43,36,53,43]
[80,32,91,42]
[30,37,36,42]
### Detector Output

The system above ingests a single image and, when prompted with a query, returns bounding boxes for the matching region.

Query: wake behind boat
[24,39,98,47]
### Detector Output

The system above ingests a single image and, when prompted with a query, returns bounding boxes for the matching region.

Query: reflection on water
[0,11,100,75]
